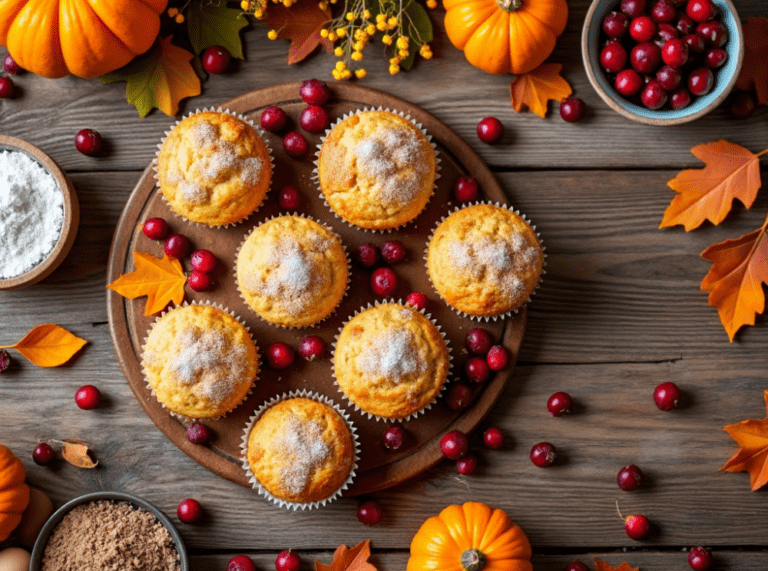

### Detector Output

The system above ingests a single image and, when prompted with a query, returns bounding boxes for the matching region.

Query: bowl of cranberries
[582,0,743,125]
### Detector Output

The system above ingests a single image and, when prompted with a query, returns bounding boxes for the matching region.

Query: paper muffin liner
[240,389,360,510]
[152,107,274,229]
[311,106,441,233]
[233,213,352,330]
[424,201,547,322]
[141,300,261,423]
[331,298,453,422]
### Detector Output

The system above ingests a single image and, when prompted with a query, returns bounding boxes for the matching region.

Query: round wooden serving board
[107,83,527,496]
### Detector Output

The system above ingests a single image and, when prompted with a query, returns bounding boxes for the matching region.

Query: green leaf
[186,0,248,59]
[400,0,433,71]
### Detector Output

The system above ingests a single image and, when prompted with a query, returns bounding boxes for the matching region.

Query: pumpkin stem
[496,0,523,11]
[461,549,487,571]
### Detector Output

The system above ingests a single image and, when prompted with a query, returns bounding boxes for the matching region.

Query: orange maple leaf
[0,324,87,367]
[736,17,768,106]
[700,217,768,342]
[261,0,333,64]
[107,251,186,316]
[594,559,639,571]
[721,389,768,490]
[510,63,572,118]
[315,540,377,571]
[660,141,765,231]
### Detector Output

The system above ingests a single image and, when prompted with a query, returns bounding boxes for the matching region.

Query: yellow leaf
[510,63,572,118]
[60,441,99,469]
[315,540,377,571]
[0,324,87,367]
[107,251,186,316]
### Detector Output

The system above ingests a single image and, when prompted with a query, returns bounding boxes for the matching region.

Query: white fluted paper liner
[152,107,274,228]
[233,213,352,330]
[141,300,261,422]
[424,201,547,322]
[311,107,441,233]
[331,299,453,422]
[240,389,360,510]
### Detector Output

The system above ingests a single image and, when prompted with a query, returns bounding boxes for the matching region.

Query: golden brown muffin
[317,110,436,230]
[333,303,450,419]
[142,305,259,419]
[236,215,348,328]
[426,204,543,318]
[246,397,355,504]
[157,111,271,226]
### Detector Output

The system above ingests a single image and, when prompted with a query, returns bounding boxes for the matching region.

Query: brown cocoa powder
[41,500,181,571]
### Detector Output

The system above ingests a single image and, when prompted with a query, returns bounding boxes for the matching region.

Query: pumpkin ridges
[462,502,494,550]
[464,9,511,75]
[483,525,533,561]
[440,503,473,549]
[8,0,68,78]
[85,0,163,55]
[0,0,27,45]
[444,0,498,50]
[0,444,30,542]
[476,505,512,552]
[407,516,464,571]
[484,560,534,571]
[508,11,556,74]
[518,0,568,36]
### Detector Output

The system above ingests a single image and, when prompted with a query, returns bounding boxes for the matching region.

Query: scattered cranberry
[3,54,21,74]
[282,131,309,158]
[476,117,504,144]
[445,383,473,410]
[74,128,103,156]
[483,427,504,450]
[653,381,681,410]
[603,11,630,38]
[299,78,330,105]
[486,345,508,370]
[454,176,479,202]
[601,42,628,73]
[177,498,203,523]
[687,0,715,23]
[190,249,217,273]
[629,16,657,42]
[261,106,288,133]
[440,430,469,459]
[670,87,692,109]
[650,1,675,23]
[381,240,406,264]
[559,97,586,123]
[298,335,326,361]
[654,23,679,46]
[656,65,683,91]
[357,500,382,526]
[530,442,556,467]
[631,42,661,74]
[300,105,330,133]
[356,243,380,267]
[465,357,490,383]
[275,550,301,571]
[186,422,211,445]
[688,67,714,96]
[142,217,169,240]
[662,38,688,67]
[0,76,14,99]
[705,48,727,68]
[33,442,55,466]
[465,328,493,355]
[547,391,573,417]
[697,20,727,48]
[383,425,406,450]
[617,464,644,491]
[267,342,295,369]
[228,555,257,571]
[731,91,756,118]
[0,350,10,373]
[457,454,478,475]
[201,45,231,74]
[164,233,192,259]
[683,33,706,54]
[676,13,695,35]
[615,69,644,96]
[624,513,651,539]
[75,385,101,410]
[688,547,713,570]
[279,186,302,210]
[641,80,668,110]
[621,0,646,18]
[405,292,428,311]
[565,562,589,571]
[371,267,397,296]
[188,270,212,292]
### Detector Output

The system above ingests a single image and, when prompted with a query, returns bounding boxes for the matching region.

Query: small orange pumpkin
[408,502,533,571]
[443,0,568,75]
[0,0,168,78]
[0,444,30,542]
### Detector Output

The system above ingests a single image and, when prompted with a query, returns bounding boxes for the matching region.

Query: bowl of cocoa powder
[29,491,188,571]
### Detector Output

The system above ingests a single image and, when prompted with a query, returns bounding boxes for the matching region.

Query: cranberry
[731,91,756,118]
[617,464,644,491]
[476,117,504,144]
[601,42,628,73]
[3,54,21,74]
[267,342,295,369]
[0,350,9,373]
[381,240,406,264]
[688,67,714,95]
[486,345,509,370]
[559,97,586,123]
[357,500,383,526]
[603,11,630,38]
[186,422,211,445]
[654,23,679,47]
[142,217,169,240]
[454,176,479,202]
[631,42,662,74]
[565,562,589,571]
[676,13,695,35]
[190,249,217,273]
[75,385,101,410]
[445,383,473,410]
[624,514,651,539]
[547,391,573,416]
[697,20,727,48]
[530,442,556,467]
[615,69,644,96]
[282,131,309,158]
[465,328,493,355]
[300,105,330,134]
[688,547,713,570]
[187,270,212,292]
[687,0,715,23]
[356,243,380,267]
[371,267,397,296]
[74,128,103,156]
[164,234,192,259]
[261,106,288,133]
[651,1,676,23]
[483,427,504,449]
[705,48,728,68]
[457,454,478,475]
[441,430,469,459]
[383,425,406,450]
[0,76,14,98]
[683,33,706,54]
[33,442,55,466]
[629,16,657,43]
[405,292,428,311]
[201,45,230,74]
[670,87,692,109]
[465,357,490,382]
[298,335,326,361]
[177,498,203,523]
[656,64,683,90]
[621,0,646,18]
[275,550,301,571]
[274,186,302,210]
[662,38,689,67]
[228,555,257,571]
[641,79,668,109]
[299,78,330,105]
[653,381,681,410]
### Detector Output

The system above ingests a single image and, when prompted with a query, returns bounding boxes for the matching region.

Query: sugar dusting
[357,328,427,382]
[271,414,330,496]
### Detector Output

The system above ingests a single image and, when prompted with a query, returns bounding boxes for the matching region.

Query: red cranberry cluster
[354,240,409,297]
[599,0,728,111]
[464,327,509,383]
[438,426,505,475]
[265,336,327,370]
[0,54,18,99]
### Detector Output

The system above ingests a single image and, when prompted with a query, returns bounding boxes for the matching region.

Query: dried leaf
[315,540,376,571]
[594,559,639,571]
[736,17,768,106]
[260,0,333,64]
[0,324,87,367]
[721,389,768,490]
[60,440,99,469]
[700,219,768,341]
[510,63,572,118]
[107,251,186,316]
[660,141,763,231]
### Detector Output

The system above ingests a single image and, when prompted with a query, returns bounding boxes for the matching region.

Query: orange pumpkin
[0,444,30,542]
[443,0,568,75]
[0,0,168,78]
[408,502,533,571]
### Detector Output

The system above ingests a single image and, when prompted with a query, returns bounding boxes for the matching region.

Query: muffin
[317,110,436,231]
[245,396,355,505]
[426,203,543,318]
[333,303,450,419]
[157,111,271,226]
[142,304,259,419]
[236,215,348,328]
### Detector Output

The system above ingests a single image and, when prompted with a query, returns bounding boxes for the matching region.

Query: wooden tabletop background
[2,1,768,569]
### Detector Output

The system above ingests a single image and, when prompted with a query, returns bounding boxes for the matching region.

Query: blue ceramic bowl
[582,0,744,125]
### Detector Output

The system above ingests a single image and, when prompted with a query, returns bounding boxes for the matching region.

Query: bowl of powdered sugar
[0,136,79,290]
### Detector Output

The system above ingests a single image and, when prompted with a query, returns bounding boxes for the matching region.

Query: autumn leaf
[594,559,639,571]
[260,0,333,64]
[0,324,87,367]
[58,440,99,469]
[187,1,248,59]
[736,17,768,106]
[510,63,572,118]
[107,251,186,316]
[700,217,768,341]
[660,141,765,231]
[721,389,768,490]
[100,36,201,117]
[315,540,376,571]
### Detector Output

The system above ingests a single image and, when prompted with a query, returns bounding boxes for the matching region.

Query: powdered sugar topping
[272,414,330,496]
[357,328,427,382]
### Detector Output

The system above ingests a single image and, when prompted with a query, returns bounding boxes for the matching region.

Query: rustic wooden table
[2,1,768,569]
